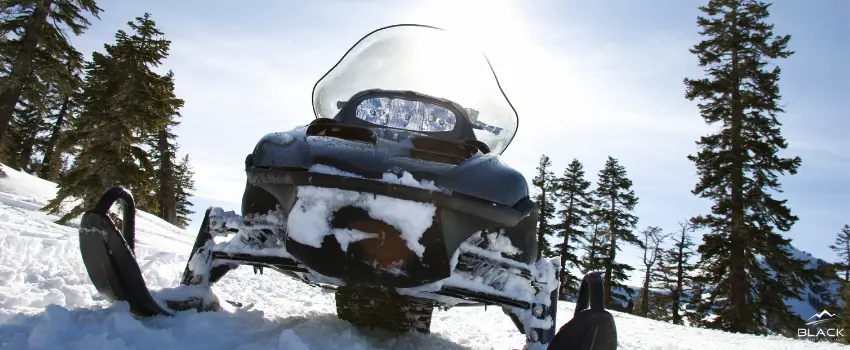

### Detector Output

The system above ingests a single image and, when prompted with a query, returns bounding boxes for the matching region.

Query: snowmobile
[76,24,617,350]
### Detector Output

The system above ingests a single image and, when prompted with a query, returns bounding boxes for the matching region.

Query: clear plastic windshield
[312,24,518,154]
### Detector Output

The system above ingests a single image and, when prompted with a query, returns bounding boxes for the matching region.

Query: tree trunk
[673,228,686,325]
[16,140,33,171]
[604,195,617,306]
[156,130,177,224]
[640,228,652,316]
[559,196,575,290]
[0,0,53,144]
[39,95,70,180]
[641,267,651,316]
[587,223,599,272]
[844,237,850,282]
[727,7,751,333]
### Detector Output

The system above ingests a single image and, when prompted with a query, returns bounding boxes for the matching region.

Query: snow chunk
[287,186,435,257]
[486,230,521,257]
[332,228,378,252]
[307,164,441,191]
[380,171,440,191]
[207,207,243,236]
[398,239,560,315]
[308,164,364,178]
[205,207,291,258]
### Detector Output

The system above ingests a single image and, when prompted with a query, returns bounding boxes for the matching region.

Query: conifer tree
[151,126,177,223]
[830,224,850,344]
[174,154,195,229]
[39,67,84,181]
[684,0,818,334]
[0,0,101,144]
[645,293,673,321]
[655,221,699,325]
[43,13,182,222]
[685,269,712,327]
[553,158,593,297]
[593,156,641,307]
[582,200,608,273]
[531,154,557,260]
[829,225,850,283]
[1,98,46,171]
[147,71,184,225]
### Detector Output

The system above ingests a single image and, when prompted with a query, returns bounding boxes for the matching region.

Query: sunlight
[409,0,530,74]
[405,0,553,132]
[404,1,572,124]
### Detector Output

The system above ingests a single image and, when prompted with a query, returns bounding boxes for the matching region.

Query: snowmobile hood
[250,124,530,207]
[311,24,519,155]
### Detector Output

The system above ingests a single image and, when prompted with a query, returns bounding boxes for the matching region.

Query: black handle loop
[574,271,605,316]
[92,186,137,253]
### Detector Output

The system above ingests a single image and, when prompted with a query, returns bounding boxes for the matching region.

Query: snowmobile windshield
[312,24,519,154]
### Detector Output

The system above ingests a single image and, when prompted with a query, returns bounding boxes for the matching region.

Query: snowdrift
[0,164,844,349]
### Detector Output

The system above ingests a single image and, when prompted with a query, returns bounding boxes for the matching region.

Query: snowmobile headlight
[355,97,457,132]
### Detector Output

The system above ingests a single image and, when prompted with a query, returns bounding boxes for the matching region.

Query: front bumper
[245,167,535,288]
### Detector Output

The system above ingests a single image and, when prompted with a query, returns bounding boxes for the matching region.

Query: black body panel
[250,122,530,207]
[244,168,537,288]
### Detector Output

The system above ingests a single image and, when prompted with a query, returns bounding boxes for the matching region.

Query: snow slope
[0,165,844,350]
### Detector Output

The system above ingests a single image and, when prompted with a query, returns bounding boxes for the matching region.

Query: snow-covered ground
[0,165,844,350]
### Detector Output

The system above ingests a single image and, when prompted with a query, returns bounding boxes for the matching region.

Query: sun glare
[409,0,528,70]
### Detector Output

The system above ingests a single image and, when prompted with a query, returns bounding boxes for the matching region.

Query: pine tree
[829,225,850,283]
[0,0,101,144]
[39,65,84,181]
[686,268,712,327]
[147,71,185,225]
[635,226,668,317]
[531,154,557,260]
[0,77,81,176]
[150,127,175,223]
[553,158,593,297]
[43,13,182,223]
[174,154,195,229]
[645,292,672,321]
[582,199,608,273]
[684,0,818,334]
[593,156,641,307]
[1,98,47,171]
[830,224,850,344]
[655,221,699,325]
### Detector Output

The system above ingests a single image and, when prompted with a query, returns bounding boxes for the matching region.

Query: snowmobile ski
[78,187,221,317]
[78,186,173,317]
[542,272,618,350]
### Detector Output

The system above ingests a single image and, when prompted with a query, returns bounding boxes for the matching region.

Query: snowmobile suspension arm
[204,247,534,310]
[434,286,529,309]
[212,252,309,273]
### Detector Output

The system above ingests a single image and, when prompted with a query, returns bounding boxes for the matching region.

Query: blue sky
[66,0,848,284]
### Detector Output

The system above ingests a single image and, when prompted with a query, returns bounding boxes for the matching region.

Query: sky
[64,0,848,285]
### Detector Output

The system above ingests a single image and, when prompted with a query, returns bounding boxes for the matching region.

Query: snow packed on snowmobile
[76,24,617,350]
